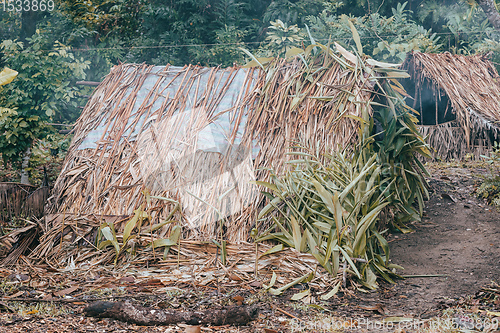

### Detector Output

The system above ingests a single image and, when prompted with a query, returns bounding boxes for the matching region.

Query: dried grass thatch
[402,51,500,160]
[47,64,262,242]
[0,183,49,224]
[42,52,376,252]
[29,214,334,292]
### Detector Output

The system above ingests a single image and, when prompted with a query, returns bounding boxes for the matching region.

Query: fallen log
[84,300,259,326]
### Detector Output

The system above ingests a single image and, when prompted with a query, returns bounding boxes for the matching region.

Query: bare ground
[0,163,499,332]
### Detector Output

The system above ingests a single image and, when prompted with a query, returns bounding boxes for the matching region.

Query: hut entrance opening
[401,76,456,125]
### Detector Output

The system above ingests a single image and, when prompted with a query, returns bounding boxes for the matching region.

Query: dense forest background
[3,0,500,82]
[1,0,500,180]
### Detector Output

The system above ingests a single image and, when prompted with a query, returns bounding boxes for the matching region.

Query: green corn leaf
[387,263,404,270]
[150,195,180,204]
[285,47,305,58]
[300,228,310,252]
[311,180,336,215]
[123,211,140,245]
[345,16,362,55]
[239,48,272,70]
[361,266,378,290]
[291,288,310,301]
[366,59,401,68]
[269,271,314,295]
[320,281,341,300]
[263,271,277,290]
[338,246,361,279]
[150,219,176,232]
[354,203,389,250]
[259,244,284,259]
[101,226,120,254]
[290,215,302,252]
[151,238,177,248]
[372,229,390,265]
[97,240,112,250]
[258,196,283,219]
[304,24,316,45]
[250,180,279,193]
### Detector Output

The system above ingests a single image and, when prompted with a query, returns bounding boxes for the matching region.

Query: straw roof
[402,52,500,156]
[47,64,262,242]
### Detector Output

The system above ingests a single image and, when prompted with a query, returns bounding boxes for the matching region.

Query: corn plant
[97,192,181,264]
[255,137,402,289]
[372,90,430,232]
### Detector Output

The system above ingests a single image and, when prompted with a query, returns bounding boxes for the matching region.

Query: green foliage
[262,0,323,25]
[306,2,443,62]
[262,19,304,57]
[54,0,142,79]
[1,0,499,71]
[58,0,143,40]
[255,100,429,288]
[0,108,42,164]
[369,69,431,229]
[97,206,150,265]
[255,146,394,290]
[28,133,72,186]
[0,31,89,165]
[0,10,21,43]
[191,25,249,67]
[252,34,430,288]
[374,105,430,230]
[97,194,181,264]
[123,0,264,67]
[477,142,500,209]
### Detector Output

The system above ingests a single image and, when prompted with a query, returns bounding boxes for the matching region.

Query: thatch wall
[45,55,374,245]
[0,183,49,223]
[402,52,500,160]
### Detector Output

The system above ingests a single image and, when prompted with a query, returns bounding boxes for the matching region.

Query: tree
[261,19,303,57]
[305,2,442,62]
[0,31,89,175]
[477,0,500,31]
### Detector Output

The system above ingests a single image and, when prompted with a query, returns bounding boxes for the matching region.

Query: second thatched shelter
[401,51,500,160]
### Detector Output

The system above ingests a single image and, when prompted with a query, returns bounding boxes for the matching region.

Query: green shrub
[252,33,430,289]
[477,142,500,209]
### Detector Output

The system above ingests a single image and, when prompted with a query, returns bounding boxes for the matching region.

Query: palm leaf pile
[402,51,500,160]
[9,30,431,289]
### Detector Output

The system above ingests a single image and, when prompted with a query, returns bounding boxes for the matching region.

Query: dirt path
[345,165,500,322]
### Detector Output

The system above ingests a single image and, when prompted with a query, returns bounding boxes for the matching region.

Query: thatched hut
[33,49,409,265]
[401,51,500,160]
[46,64,264,243]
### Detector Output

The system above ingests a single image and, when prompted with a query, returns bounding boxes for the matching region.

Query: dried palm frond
[402,52,500,160]
[46,65,261,242]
